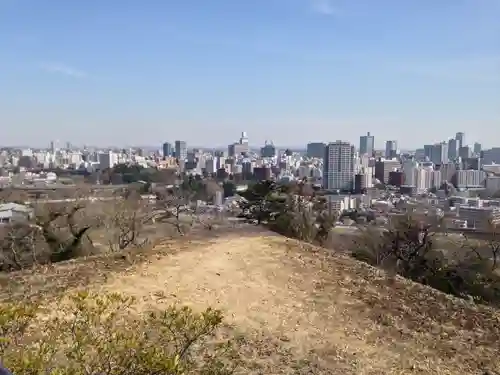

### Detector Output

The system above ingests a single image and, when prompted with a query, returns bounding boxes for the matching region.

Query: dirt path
[96,234,500,375]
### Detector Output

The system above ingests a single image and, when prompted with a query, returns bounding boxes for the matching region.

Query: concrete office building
[375,159,401,184]
[454,170,486,188]
[323,141,355,191]
[416,167,433,193]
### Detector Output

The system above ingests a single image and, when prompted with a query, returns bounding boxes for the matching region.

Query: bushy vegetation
[352,215,500,306]
[0,291,240,375]
[238,180,336,245]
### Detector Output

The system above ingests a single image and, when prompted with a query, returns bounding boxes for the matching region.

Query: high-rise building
[385,140,398,159]
[459,146,471,159]
[359,132,374,156]
[403,159,419,186]
[240,131,248,145]
[447,138,458,160]
[175,140,187,161]
[430,142,448,165]
[375,159,401,184]
[474,142,482,155]
[424,145,433,161]
[306,142,326,158]
[228,131,250,158]
[162,142,173,157]
[323,141,355,191]
[455,132,465,149]
[260,141,276,158]
[98,151,118,170]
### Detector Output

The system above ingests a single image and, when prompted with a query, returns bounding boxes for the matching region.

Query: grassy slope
[1,230,499,374]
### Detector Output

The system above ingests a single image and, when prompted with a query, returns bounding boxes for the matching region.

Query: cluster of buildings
[319,131,490,193]
[3,130,500,231]
[314,131,500,230]
[0,145,159,172]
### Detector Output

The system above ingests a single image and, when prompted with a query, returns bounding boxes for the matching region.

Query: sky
[0,0,499,149]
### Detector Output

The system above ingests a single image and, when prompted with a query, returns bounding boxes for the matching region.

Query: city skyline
[0,131,484,153]
[1,0,499,147]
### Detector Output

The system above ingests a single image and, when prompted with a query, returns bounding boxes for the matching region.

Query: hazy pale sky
[1,0,499,148]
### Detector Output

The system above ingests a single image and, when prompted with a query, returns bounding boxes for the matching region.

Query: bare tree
[0,189,98,270]
[0,189,28,204]
[105,194,149,251]
[352,215,442,281]
[155,185,197,235]
[29,188,98,262]
[33,202,94,262]
[461,220,500,271]
[0,223,39,271]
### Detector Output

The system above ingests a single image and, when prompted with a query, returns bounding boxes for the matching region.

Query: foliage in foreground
[0,291,240,375]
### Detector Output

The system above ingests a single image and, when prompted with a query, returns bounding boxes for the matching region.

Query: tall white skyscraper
[323,141,355,191]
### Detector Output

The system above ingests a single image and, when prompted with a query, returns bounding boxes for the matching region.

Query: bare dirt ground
[2,228,500,374]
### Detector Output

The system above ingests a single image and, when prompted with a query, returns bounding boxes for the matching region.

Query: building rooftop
[0,202,32,213]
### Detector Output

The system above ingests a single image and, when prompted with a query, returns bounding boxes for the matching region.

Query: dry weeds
[1,229,499,374]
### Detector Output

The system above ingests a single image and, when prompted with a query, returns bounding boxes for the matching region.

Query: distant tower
[359,132,374,156]
[162,142,173,157]
[385,140,398,159]
[50,141,55,153]
[474,142,482,155]
[239,131,248,145]
[455,132,465,149]
[175,140,187,160]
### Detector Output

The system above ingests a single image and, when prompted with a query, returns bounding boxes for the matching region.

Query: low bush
[352,215,500,306]
[0,291,240,375]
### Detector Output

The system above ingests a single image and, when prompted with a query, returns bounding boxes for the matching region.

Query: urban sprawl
[1,131,499,231]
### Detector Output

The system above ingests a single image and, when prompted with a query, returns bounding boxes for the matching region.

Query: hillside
[1,230,499,374]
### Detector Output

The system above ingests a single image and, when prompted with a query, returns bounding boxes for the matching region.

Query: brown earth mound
[1,231,499,374]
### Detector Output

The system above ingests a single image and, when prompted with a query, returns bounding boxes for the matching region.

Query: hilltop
[1,229,499,375]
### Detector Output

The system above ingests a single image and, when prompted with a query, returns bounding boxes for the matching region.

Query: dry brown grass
[1,229,499,374]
